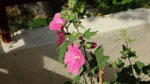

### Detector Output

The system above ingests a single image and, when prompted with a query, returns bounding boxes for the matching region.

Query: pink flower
[49,13,66,31]
[56,31,65,46]
[64,44,85,75]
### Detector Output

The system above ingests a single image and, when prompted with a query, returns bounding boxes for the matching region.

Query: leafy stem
[73,20,94,84]
[72,20,91,68]
[124,38,134,72]
[124,38,137,78]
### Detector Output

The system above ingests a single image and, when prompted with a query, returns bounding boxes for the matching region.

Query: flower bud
[78,35,82,39]
[91,42,97,48]
[86,42,97,49]
[86,42,92,49]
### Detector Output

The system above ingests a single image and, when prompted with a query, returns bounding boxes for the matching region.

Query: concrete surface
[0,8,150,84]
[0,28,74,84]
[69,8,150,33]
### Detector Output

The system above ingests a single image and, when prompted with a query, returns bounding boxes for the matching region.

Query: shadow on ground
[0,44,72,84]
[0,27,72,84]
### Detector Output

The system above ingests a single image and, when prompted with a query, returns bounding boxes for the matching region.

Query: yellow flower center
[75,56,80,62]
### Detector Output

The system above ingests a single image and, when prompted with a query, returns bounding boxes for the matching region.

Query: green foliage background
[6,0,150,32]
[92,0,150,15]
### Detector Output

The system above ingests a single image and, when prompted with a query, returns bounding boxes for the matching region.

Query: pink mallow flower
[56,31,65,46]
[49,13,66,31]
[64,44,85,75]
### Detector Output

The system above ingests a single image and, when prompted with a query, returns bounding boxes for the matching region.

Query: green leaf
[77,1,85,13]
[118,58,123,65]
[109,62,117,70]
[75,21,81,27]
[79,24,86,29]
[128,50,137,58]
[120,50,128,59]
[72,66,84,84]
[120,30,126,39]
[135,61,145,69]
[118,58,125,68]
[29,17,48,28]
[57,42,69,62]
[90,67,98,74]
[134,63,141,75]
[120,0,128,5]
[84,28,98,39]
[104,81,111,84]
[94,45,110,67]
[114,73,118,80]
[61,9,76,22]
[29,21,41,28]
[68,0,76,8]
[120,50,129,56]
[79,65,86,75]
[112,0,117,5]
[122,45,127,50]
[72,75,80,84]
[89,52,98,70]
[70,32,81,43]
[120,45,128,59]
[86,14,91,18]
[126,38,135,43]
[113,82,118,84]
[82,8,87,16]
[142,64,150,77]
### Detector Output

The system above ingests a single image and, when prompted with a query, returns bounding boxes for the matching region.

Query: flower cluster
[49,12,98,75]
[49,13,85,75]
[49,13,66,46]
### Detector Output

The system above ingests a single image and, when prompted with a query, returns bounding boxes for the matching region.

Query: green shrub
[28,17,51,29]
[93,0,150,15]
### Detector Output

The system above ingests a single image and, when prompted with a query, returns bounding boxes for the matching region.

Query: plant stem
[124,38,137,78]
[66,22,71,32]
[83,74,88,84]
[90,75,94,84]
[76,25,80,33]
[127,57,135,76]
[65,22,71,40]
[83,46,94,84]
[83,46,91,68]
[99,67,104,84]
[73,22,80,33]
